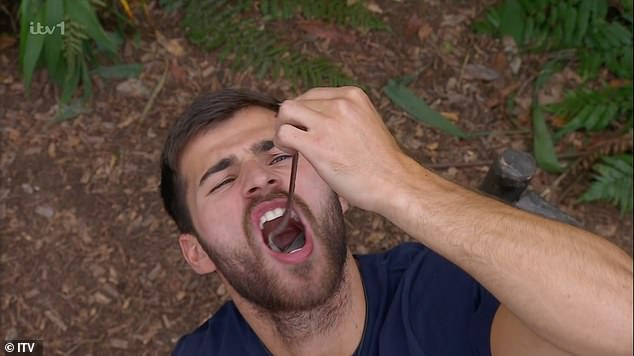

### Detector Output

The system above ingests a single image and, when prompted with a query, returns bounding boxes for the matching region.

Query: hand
[274,86,409,213]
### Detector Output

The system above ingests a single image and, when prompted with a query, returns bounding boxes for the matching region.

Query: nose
[241,159,283,199]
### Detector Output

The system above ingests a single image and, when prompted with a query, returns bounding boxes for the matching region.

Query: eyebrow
[198,139,276,187]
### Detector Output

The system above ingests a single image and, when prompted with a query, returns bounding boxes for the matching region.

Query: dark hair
[160,88,280,234]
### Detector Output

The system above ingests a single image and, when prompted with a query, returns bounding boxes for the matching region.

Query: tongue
[262,218,304,252]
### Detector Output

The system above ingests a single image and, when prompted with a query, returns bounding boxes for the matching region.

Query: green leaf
[22,6,46,93]
[500,0,525,45]
[81,59,92,100]
[47,55,67,84]
[64,0,117,54]
[534,59,561,90]
[573,0,592,45]
[91,64,143,78]
[584,104,608,130]
[532,105,564,172]
[562,6,577,46]
[383,78,468,138]
[181,0,356,91]
[581,154,633,214]
[60,60,81,104]
[43,0,63,75]
[55,98,90,121]
[19,0,38,65]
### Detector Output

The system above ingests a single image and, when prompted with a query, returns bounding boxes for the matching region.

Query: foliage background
[1,0,632,354]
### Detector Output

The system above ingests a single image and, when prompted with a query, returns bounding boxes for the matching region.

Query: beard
[199,190,348,314]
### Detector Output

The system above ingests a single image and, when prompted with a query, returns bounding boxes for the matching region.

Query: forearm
[381,155,633,355]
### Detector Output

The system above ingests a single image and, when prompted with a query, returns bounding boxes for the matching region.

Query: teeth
[258,207,300,229]
[259,208,285,229]
[268,239,281,252]
[284,232,305,254]
[269,232,306,254]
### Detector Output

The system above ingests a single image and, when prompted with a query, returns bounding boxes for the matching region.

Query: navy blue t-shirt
[173,243,500,355]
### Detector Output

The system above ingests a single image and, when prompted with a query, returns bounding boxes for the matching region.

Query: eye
[210,177,235,194]
[270,154,292,165]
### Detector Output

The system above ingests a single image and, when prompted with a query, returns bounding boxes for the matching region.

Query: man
[160,87,632,355]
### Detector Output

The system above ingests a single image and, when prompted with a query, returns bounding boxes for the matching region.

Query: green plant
[475,0,633,79]
[476,0,633,212]
[19,0,139,120]
[547,83,634,139]
[581,154,633,214]
[383,75,468,138]
[172,0,386,89]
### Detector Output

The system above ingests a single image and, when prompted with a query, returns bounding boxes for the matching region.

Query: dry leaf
[514,95,532,111]
[5,128,20,143]
[425,142,439,151]
[441,14,467,27]
[562,67,582,84]
[491,52,508,74]
[404,14,423,37]
[156,31,185,57]
[116,78,150,98]
[169,60,188,83]
[609,79,632,88]
[551,116,567,128]
[48,142,56,158]
[463,64,500,81]
[117,115,137,129]
[509,57,522,75]
[366,2,383,13]
[441,111,460,122]
[418,23,433,42]
[486,82,521,108]
[296,21,356,45]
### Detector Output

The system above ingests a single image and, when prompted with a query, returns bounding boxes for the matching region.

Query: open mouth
[259,208,306,254]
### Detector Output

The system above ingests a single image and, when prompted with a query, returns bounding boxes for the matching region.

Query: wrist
[379,154,463,224]
[376,154,432,218]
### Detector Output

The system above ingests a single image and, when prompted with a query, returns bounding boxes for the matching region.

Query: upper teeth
[259,208,297,229]
[260,208,285,229]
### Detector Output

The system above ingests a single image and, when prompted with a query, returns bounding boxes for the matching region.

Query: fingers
[274,123,308,155]
[277,99,325,131]
[296,86,368,102]
[273,100,316,153]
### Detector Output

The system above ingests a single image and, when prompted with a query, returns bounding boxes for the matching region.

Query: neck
[233,252,366,356]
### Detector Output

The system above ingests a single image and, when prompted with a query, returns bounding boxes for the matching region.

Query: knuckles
[341,86,366,101]
[277,99,295,117]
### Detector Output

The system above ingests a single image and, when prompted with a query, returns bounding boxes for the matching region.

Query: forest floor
[1,1,631,354]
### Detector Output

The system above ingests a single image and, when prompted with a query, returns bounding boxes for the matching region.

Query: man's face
[179,106,348,312]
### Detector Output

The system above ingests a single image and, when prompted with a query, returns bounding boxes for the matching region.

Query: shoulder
[172,302,263,356]
[361,242,495,307]
[356,242,429,270]
[356,243,500,355]
[355,242,438,285]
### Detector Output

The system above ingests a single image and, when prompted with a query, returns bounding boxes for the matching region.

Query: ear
[338,195,350,214]
[178,234,216,274]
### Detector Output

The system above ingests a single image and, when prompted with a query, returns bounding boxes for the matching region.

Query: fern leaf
[548,83,634,138]
[581,154,633,214]
[181,0,361,89]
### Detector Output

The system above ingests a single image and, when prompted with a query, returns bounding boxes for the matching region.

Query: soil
[1,1,631,354]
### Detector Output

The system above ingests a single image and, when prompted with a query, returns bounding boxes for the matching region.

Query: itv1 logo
[29,21,65,35]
